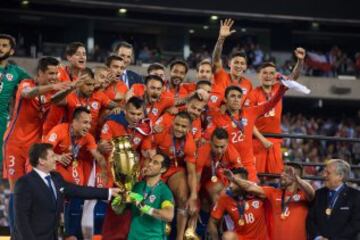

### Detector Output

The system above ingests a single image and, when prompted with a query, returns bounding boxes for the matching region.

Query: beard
[170,76,182,86]
[0,50,12,61]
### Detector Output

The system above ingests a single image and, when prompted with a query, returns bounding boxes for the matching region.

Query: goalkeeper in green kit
[128,152,175,240]
[0,34,31,174]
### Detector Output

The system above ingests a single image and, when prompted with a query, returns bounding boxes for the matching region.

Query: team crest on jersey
[6,73,14,81]
[91,101,99,110]
[49,133,57,142]
[241,88,247,95]
[101,124,109,133]
[244,99,250,107]
[8,168,15,176]
[152,108,159,115]
[293,194,301,202]
[149,194,156,203]
[241,118,248,126]
[210,95,218,103]
[192,127,198,135]
[252,200,260,209]
[133,137,141,145]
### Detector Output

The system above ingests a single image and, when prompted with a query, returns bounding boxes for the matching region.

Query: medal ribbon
[281,190,295,215]
[327,184,345,212]
[69,127,80,160]
[236,194,246,222]
[226,110,244,132]
[172,136,185,167]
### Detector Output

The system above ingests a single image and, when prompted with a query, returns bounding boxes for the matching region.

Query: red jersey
[214,68,253,105]
[44,123,97,185]
[155,112,202,141]
[103,80,128,102]
[212,193,268,240]
[205,85,287,181]
[58,65,78,82]
[163,83,192,99]
[131,84,175,124]
[262,187,309,240]
[4,80,52,145]
[65,90,112,135]
[248,83,282,141]
[196,143,242,184]
[142,128,196,167]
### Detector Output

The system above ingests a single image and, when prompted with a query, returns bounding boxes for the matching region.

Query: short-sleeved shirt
[211,193,268,240]
[155,112,202,141]
[262,186,309,240]
[197,143,242,184]
[4,79,52,145]
[0,64,31,115]
[128,180,174,240]
[247,83,282,143]
[132,84,174,124]
[65,91,112,135]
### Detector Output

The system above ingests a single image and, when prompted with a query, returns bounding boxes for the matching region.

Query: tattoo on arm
[51,88,73,104]
[22,87,40,98]
[212,38,225,67]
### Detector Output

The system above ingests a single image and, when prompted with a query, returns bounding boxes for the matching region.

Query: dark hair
[126,96,144,109]
[211,127,229,141]
[105,55,124,67]
[73,106,91,120]
[29,143,53,167]
[145,74,164,86]
[196,60,212,72]
[157,151,171,170]
[196,80,212,89]
[147,63,165,74]
[65,42,85,57]
[257,61,276,73]
[229,51,248,63]
[225,85,243,98]
[285,162,303,176]
[36,57,60,73]
[114,41,133,52]
[169,59,189,73]
[80,67,94,79]
[175,111,192,124]
[0,34,16,49]
[231,167,249,178]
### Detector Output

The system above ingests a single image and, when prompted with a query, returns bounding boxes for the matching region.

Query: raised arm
[288,47,306,80]
[212,19,236,73]
[21,82,70,99]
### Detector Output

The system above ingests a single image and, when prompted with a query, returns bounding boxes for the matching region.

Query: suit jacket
[13,170,109,240]
[307,184,360,240]
[124,69,143,88]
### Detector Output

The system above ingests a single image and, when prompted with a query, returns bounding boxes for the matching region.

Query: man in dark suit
[307,159,360,240]
[13,143,120,240]
[114,41,144,88]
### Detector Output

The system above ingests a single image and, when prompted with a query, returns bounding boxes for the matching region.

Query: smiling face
[146,79,163,103]
[259,66,276,88]
[196,63,213,81]
[37,65,59,85]
[186,98,206,120]
[72,112,92,137]
[229,56,247,78]
[172,116,191,139]
[117,47,133,68]
[143,154,166,177]
[67,46,87,69]
[170,64,187,87]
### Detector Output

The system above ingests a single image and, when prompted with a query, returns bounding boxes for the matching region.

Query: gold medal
[211,176,218,182]
[232,122,237,128]
[72,160,78,168]
[325,208,332,216]
[238,218,245,226]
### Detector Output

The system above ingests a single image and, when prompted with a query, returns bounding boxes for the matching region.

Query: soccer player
[43,42,87,136]
[155,93,207,142]
[147,62,166,82]
[208,168,268,240]
[127,152,175,239]
[0,34,31,171]
[212,19,253,105]
[129,75,174,124]
[227,163,315,240]
[143,111,197,240]
[2,56,66,233]
[103,55,128,103]
[165,59,191,98]
[249,48,305,174]
[114,41,143,88]
[196,59,213,82]
[51,67,119,137]
[205,84,287,181]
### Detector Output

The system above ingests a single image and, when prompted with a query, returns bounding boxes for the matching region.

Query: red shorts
[253,139,283,174]
[3,143,31,180]
[161,165,185,182]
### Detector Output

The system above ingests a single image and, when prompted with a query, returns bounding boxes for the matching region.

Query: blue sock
[8,193,14,234]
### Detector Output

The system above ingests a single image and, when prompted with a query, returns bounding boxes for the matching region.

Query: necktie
[45,175,56,201]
